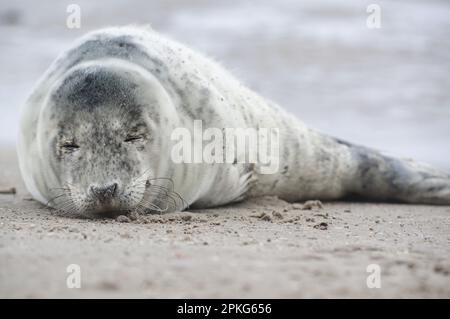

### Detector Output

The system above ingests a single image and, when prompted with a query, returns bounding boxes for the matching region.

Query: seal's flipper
[338,139,450,205]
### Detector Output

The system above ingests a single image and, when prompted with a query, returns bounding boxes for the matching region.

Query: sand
[0,145,449,298]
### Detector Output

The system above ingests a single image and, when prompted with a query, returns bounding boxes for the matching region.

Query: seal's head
[39,60,179,217]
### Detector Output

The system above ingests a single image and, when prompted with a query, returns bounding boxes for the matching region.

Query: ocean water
[0,0,449,169]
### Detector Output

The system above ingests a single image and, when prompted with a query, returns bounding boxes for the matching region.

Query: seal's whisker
[133,204,146,215]
[128,172,188,212]
[146,186,178,208]
[45,183,81,217]
[148,177,175,189]
[64,181,76,188]
[48,187,70,192]
[53,197,75,212]
[146,182,188,209]
[54,200,77,217]
[136,199,167,213]
[46,193,67,207]
[147,188,178,209]
[129,168,153,188]
[139,194,168,210]
[146,195,175,211]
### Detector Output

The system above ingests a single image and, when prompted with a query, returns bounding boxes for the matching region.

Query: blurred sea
[0,0,449,169]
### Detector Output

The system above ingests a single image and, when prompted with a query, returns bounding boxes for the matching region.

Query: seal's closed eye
[124,135,144,143]
[61,141,80,152]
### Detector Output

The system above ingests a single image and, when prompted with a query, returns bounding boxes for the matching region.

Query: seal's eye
[124,135,144,143]
[61,142,80,152]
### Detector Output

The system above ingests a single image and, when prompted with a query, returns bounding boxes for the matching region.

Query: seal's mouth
[77,199,138,218]
[84,201,123,217]
[88,208,127,218]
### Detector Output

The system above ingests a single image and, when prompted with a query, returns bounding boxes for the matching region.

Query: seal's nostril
[111,183,118,195]
[90,183,118,200]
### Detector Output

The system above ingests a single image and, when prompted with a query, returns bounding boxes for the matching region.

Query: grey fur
[17,26,450,218]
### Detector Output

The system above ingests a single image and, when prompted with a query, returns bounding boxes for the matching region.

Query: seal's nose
[90,183,117,201]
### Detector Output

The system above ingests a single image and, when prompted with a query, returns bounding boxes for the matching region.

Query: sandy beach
[1,146,449,298]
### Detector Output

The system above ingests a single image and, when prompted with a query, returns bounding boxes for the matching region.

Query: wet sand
[1,146,449,298]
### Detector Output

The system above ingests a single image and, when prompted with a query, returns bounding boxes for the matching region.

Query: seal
[17,26,450,217]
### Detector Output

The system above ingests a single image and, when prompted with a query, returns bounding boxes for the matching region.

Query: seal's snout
[89,183,118,202]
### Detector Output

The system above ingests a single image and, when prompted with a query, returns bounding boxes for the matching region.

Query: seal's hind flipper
[342,141,450,205]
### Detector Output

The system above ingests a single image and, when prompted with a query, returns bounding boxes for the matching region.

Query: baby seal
[17,26,450,217]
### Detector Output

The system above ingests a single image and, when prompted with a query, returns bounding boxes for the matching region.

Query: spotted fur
[17,26,450,217]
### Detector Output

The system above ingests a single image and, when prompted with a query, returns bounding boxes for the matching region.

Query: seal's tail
[340,140,450,205]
